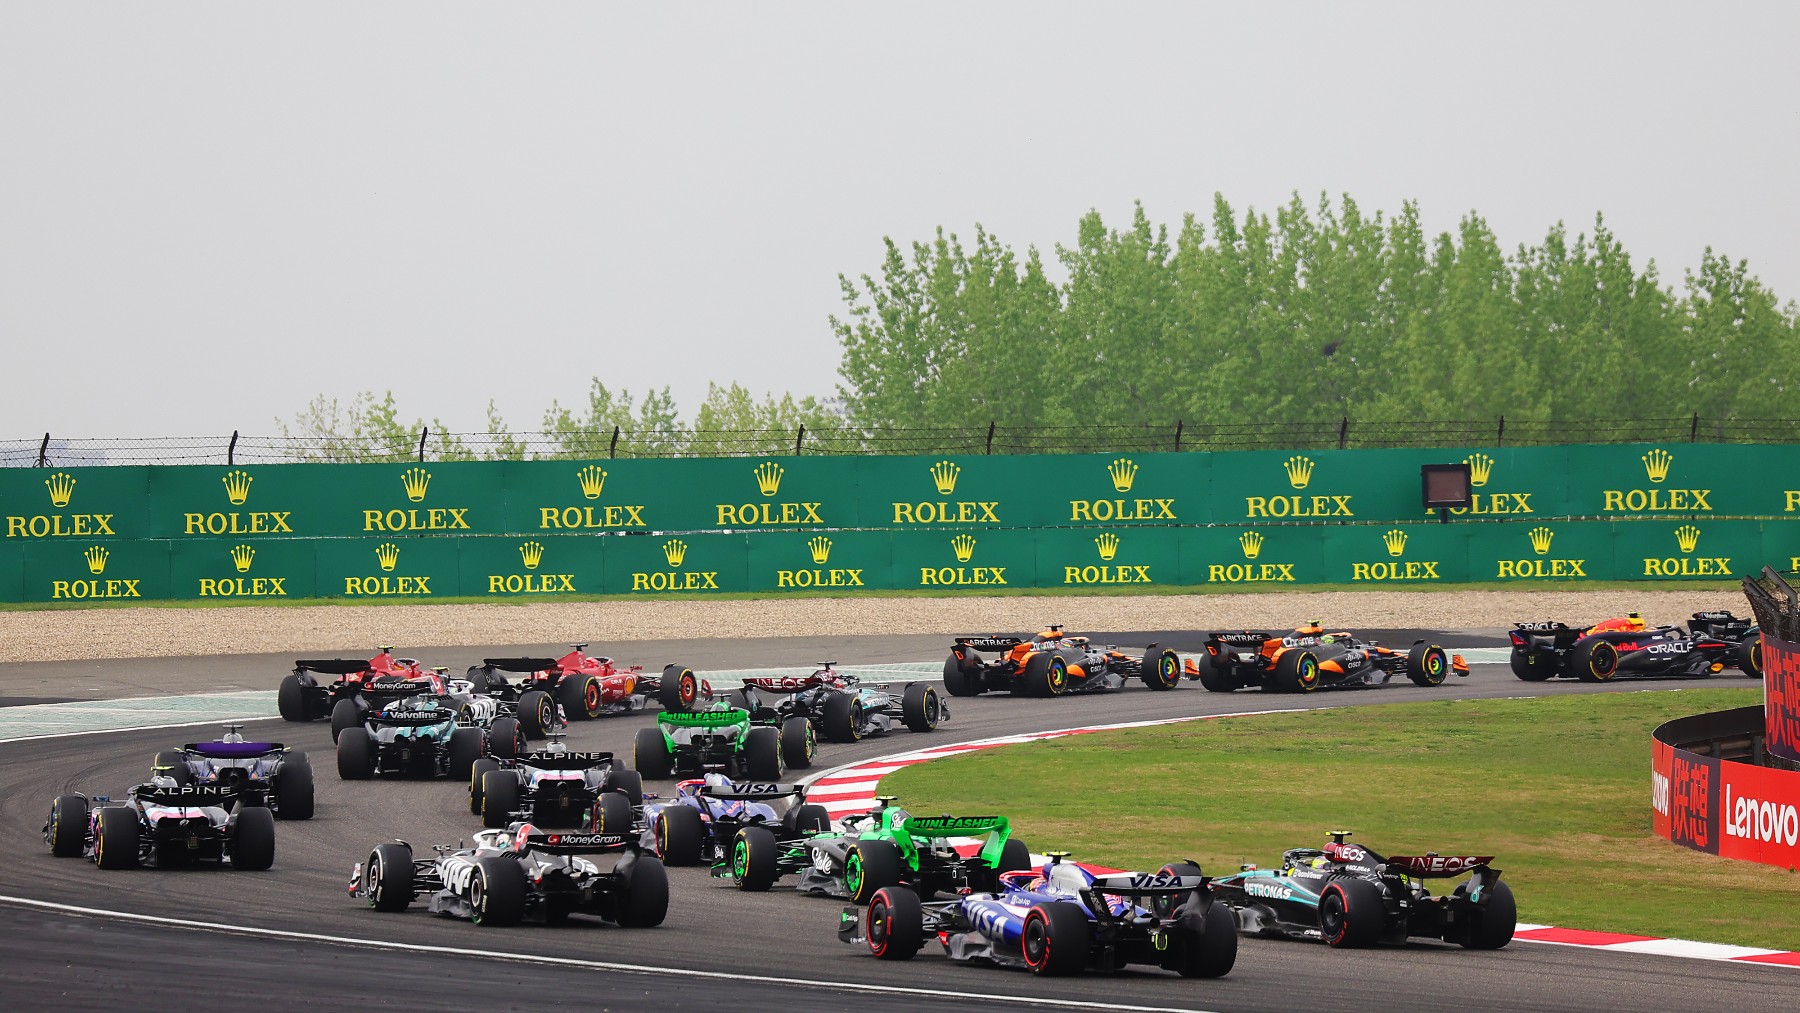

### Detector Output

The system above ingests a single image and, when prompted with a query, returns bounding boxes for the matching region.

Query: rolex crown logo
[1382,528,1408,557]
[519,540,545,570]
[1107,458,1139,493]
[929,460,961,496]
[808,536,833,565]
[1094,532,1120,561]
[662,539,688,567]
[1642,448,1673,484]
[84,545,109,575]
[376,542,400,572]
[230,544,256,573]
[401,466,431,502]
[1674,524,1701,554]
[1528,526,1554,556]
[950,534,977,563]
[1465,453,1494,488]
[1284,455,1315,490]
[1239,530,1264,560]
[753,462,784,497]
[577,465,606,501]
[221,469,253,505]
[45,472,76,508]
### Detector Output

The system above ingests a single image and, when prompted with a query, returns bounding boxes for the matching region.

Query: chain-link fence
[1744,567,1800,642]
[6,414,1799,467]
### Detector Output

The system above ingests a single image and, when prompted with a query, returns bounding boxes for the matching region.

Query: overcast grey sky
[3,2,1795,439]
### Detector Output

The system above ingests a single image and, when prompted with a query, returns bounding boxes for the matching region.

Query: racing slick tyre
[487,717,524,760]
[659,665,702,713]
[786,803,831,835]
[336,729,374,780]
[942,651,982,697]
[730,824,780,891]
[1510,648,1553,681]
[592,791,633,837]
[617,854,670,928]
[95,808,139,869]
[653,805,703,865]
[1273,649,1321,693]
[559,673,603,721]
[821,691,865,743]
[448,726,485,781]
[516,689,554,739]
[329,698,361,743]
[1319,877,1385,948]
[1168,903,1238,978]
[634,726,674,779]
[1189,650,1233,692]
[1572,639,1620,683]
[901,682,942,732]
[152,750,193,787]
[1021,901,1091,975]
[845,839,904,904]
[469,757,500,815]
[1141,647,1181,691]
[780,716,816,769]
[466,666,501,695]
[1738,637,1764,679]
[1151,861,1205,920]
[480,771,521,829]
[1407,643,1450,687]
[1456,879,1517,950]
[274,755,315,820]
[866,886,924,960]
[723,688,754,712]
[745,725,785,780]
[968,836,1033,892]
[470,856,526,927]
[365,842,414,912]
[609,768,644,807]
[231,805,276,871]
[47,795,88,857]
[1022,652,1070,697]
[278,674,309,722]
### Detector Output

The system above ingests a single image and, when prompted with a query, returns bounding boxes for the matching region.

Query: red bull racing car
[1507,610,1762,682]
[1184,623,1465,692]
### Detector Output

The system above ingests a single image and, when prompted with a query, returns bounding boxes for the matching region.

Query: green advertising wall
[3,442,1799,601]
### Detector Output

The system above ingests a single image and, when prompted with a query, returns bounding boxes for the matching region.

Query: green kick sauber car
[632,707,786,781]
[785,796,1032,903]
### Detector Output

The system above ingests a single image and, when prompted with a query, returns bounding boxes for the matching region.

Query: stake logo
[201,543,287,598]
[7,471,117,539]
[487,540,575,595]
[930,461,960,495]
[1284,456,1314,490]
[1108,458,1138,492]
[1064,531,1152,586]
[231,544,256,573]
[631,538,718,592]
[52,544,141,600]
[920,534,1007,587]
[1498,525,1586,578]
[577,465,606,500]
[1602,447,1709,514]
[1352,528,1441,582]
[1466,453,1494,488]
[519,541,545,570]
[1644,523,1730,577]
[222,469,253,505]
[775,535,864,589]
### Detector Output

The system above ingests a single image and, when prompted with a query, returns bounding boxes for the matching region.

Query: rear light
[1509,632,1526,647]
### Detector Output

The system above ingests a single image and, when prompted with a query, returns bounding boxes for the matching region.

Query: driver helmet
[703,772,733,791]
[221,726,245,743]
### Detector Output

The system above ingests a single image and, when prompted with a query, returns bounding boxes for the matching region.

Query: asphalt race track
[1,632,1792,1012]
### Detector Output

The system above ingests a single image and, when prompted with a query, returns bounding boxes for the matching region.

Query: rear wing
[515,750,612,769]
[1206,632,1273,647]
[740,675,829,693]
[659,708,749,729]
[1089,872,1207,895]
[702,781,805,802]
[363,677,434,696]
[954,636,1023,652]
[477,657,558,673]
[902,815,1009,840]
[367,709,453,727]
[294,659,374,676]
[184,742,283,758]
[1385,854,1494,877]
[520,830,630,855]
[140,784,252,805]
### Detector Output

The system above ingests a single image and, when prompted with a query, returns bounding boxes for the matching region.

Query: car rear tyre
[487,717,523,760]
[470,856,526,927]
[336,730,374,780]
[1022,653,1070,698]
[1738,637,1764,679]
[47,795,88,857]
[943,651,982,697]
[275,755,315,820]
[731,824,780,891]
[1573,639,1619,682]
[1407,643,1450,687]
[659,665,701,712]
[95,809,139,869]
[278,674,309,722]
[780,716,816,768]
[231,805,276,871]
[845,839,904,904]
[1457,879,1517,950]
[516,689,554,738]
[480,770,521,829]
[1021,901,1091,975]
[608,768,644,808]
[1510,648,1552,681]
[592,791,633,837]
[1273,650,1320,693]
[1319,877,1384,947]
[469,757,500,815]
[634,727,674,779]
[1151,861,1205,920]
[653,805,703,864]
[329,698,360,742]
[867,885,924,960]
[745,725,785,780]
[1170,902,1238,978]
[1141,647,1181,691]
[365,842,413,911]
[901,683,941,732]
[616,855,669,928]
[152,750,193,787]
[1190,650,1233,692]
[559,673,602,720]
[788,803,830,835]
[821,691,864,742]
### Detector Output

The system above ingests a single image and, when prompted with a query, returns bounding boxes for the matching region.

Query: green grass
[883,686,1797,950]
[0,578,1741,611]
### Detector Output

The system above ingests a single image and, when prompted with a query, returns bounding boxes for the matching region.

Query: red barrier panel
[1763,633,1800,763]
[1653,706,1800,871]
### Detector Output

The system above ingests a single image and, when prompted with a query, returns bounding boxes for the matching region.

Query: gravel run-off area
[0,590,1747,664]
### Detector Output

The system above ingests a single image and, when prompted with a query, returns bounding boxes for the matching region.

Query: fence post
[1337,417,1349,450]
[36,433,49,467]
[1691,413,1700,442]
[228,430,239,466]
[418,427,429,462]
[1174,419,1184,452]
[608,425,621,459]
[986,421,996,455]
[1497,415,1505,447]
[795,424,806,456]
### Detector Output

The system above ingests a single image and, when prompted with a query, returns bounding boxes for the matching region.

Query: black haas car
[1508,610,1762,683]
[45,781,275,871]
[279,647,436,738]
[943,626,1181,697]
[1209,831,1514,950]
[467,735,644,832]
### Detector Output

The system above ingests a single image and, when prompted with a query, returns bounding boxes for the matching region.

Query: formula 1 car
[943,626,1182,697]
[1183,624,1466,693]
[467,647,713,727]
[152,724,314,820]
[639,775,832,889]
[278,647,436,734]
[796,797,1031,903]
[349,821,667,928]
[45,780,275,871]
[335,683,514,781]
[1209,830,1515,949]
[632,706,788,781]
[1507,610,1763,683]
[467,734,644,831]
[733,663,945,747]
[840,853,1237,978]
